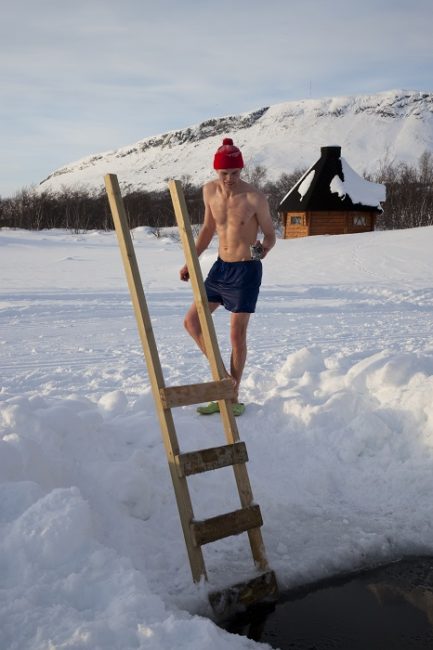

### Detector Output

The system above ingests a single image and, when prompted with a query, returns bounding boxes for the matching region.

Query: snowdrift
[1,226,433,649]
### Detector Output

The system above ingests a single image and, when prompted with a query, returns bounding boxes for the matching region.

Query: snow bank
[0,393,265,650]
[1,226,433,648]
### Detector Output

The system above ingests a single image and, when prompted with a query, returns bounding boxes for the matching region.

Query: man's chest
[210,196,256,226]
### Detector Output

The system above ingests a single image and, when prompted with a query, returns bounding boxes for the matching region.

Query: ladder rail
[168,181,228,383]
[104,173,273,598]
[104,173,207,582]
[168,179,269,571]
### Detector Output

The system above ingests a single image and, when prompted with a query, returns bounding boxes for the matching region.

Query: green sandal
[232,402,246,417]
[196,402,246,416]
[196,401,220,415]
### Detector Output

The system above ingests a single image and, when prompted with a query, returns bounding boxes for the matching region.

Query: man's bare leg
[184,301,239,394]
[184,302,233,383]
[230,312,250,402]
[184,304,249,413]
[184,301,220,356]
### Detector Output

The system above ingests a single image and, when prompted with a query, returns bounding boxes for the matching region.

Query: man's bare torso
[204,179,261,262]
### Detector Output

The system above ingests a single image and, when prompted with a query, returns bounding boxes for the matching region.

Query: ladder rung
[191,505,263,546]
[160,378,235,409]
[175,442,248,477]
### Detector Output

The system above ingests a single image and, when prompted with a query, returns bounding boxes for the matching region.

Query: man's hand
[250,240,265,260]
[180,264,190,281]
[254,239,273,259]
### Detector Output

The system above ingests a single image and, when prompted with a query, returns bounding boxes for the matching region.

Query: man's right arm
[179,184,216,281]
[255,192,276,258]
[194,194,216,257]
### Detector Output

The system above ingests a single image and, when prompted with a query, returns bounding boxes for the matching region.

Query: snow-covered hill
[39,90,433,195]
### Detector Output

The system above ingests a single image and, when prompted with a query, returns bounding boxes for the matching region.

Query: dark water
[221,557,433,649]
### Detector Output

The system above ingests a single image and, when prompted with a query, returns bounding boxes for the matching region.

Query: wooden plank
[168,180,242,448]
[104,174,207,583]
[168,180,228,385]
[209,570,279,618]
[104,174,166,399]
[191,505,262,546]
[168,179,270,572]
[175,442,248,477]
[160,378,235,409]
[285,227,308,239]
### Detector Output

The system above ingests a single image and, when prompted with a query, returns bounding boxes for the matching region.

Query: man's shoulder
[203,180,218,201]
[203,180,218,192]
[242,181,267,203]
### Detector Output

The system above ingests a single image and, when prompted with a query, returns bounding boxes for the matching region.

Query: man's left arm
[256,193,276,258]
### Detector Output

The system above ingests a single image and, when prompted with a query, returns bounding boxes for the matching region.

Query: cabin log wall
[282,210,377,239]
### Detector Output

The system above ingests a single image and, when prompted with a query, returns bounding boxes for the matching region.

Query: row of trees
[1,153,432,233]
[370,151,433,230]
[0,169,303,234]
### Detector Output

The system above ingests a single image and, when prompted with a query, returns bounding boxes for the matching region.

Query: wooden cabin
[279,146,386,239]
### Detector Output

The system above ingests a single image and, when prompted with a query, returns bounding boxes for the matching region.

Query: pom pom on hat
[213,138,244,170]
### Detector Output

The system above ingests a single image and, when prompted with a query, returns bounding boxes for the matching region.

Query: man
[179,137,276,416]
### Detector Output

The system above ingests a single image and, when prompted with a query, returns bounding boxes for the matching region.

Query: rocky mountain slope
[39,90,433,195]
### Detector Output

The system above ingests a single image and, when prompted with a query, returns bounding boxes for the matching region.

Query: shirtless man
[179,137,276,415]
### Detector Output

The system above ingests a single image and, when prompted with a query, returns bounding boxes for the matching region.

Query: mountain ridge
[39,89,433,195]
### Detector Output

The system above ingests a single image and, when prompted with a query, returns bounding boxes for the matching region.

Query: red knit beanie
[213,138,244,170]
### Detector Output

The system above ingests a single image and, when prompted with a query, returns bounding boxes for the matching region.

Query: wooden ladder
[104,174,278,616]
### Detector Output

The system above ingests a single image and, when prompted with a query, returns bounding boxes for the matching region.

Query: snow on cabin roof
[279,146,386,213]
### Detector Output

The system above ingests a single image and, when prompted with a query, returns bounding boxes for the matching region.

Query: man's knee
[184,311,200,337]
[184,313,194,334]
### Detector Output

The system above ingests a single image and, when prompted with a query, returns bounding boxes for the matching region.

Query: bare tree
[1,154,432,232]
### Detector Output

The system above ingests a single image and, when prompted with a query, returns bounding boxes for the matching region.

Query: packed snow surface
[1,224,433,649]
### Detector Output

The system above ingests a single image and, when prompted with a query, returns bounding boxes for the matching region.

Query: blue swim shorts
[204,258,263,313]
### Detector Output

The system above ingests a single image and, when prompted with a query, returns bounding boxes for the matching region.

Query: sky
[1,0,432,197]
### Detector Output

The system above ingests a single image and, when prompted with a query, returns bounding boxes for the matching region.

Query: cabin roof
[279,146,386,213]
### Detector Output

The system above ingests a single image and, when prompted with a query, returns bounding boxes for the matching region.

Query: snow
[330,158,386,208]
[1,225,433,649]
[297,169,315,200]
[36,89,433,196]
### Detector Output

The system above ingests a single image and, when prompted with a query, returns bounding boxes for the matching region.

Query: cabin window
[353,215,367,226]
[291,215,302,225]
